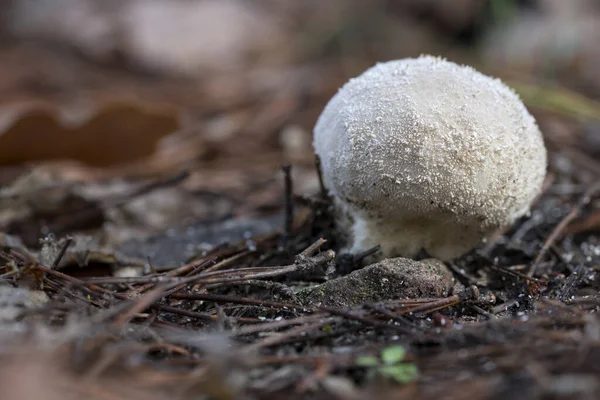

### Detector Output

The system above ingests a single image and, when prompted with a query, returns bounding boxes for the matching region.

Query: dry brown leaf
[0,101,179,167]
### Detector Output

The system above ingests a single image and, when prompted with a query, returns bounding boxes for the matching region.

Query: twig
[36,257,267,326]
[558,263,585,302]
[34,262,117,299]
[315,155,327,199]
[299,237,327,257]
[170,293,306,312]
[362,303,425,332]
[488,264,548,284]
[491,299,520,314]
[232,314,333,337]
[469,304,496,320]
[388,286,481,315]
[51,237,73,268]
[84,241,333,287]
[208,279,296,301]
[280,164,294,247]
[353,245,381,264]
[529,180,600,276]
[447,262,481,286]
[199,250,251,274]
[156,304,261,324]
[319,306,413,334]
[240,319,332,353]
[114,283,171,327]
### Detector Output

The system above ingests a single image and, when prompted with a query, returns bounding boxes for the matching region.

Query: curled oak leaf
[0,101,179,167]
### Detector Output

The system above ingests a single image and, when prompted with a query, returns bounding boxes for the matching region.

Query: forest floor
[1,2,600,399]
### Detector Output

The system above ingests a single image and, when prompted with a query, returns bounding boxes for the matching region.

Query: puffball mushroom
[313,55,547,261]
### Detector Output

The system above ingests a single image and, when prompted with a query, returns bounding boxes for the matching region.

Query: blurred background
[1,0,600,249]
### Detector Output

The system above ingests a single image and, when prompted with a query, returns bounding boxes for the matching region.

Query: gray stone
[298,257,454,308]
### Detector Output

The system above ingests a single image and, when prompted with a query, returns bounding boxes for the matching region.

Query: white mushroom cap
[314,55,547,260]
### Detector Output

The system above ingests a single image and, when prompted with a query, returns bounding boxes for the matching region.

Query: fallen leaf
[0,101,179,167]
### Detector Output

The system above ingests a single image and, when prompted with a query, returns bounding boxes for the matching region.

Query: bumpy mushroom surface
[314,55,547,260]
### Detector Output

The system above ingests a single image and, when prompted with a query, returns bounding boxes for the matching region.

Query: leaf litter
[0,2,600,399]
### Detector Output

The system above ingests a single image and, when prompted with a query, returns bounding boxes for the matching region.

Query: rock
[117,215,282,266]
[298,257,454,308]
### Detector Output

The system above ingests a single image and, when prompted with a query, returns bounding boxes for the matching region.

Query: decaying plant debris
[0,157,599,399]
[1,2,600,400]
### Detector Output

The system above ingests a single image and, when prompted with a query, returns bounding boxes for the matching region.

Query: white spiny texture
[314,55,547,260]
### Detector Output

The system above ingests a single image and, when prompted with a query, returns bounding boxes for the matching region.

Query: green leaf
[381,345,406,365]
[355,356,379,367]
[378,364,418,384]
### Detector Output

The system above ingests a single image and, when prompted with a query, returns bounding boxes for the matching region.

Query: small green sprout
[356,345,418,384]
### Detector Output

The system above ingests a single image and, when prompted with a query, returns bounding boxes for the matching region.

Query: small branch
[280,164,294,247]
[51,237,73,268]
[353,245,381,264]
[170,293,305,312]
[529,180,600,276]
[387,286,482,316]
[240,319,332,354]
[318,306,413,334]
[299,237,327,258]
[315,155,327,199]
[113,283,171,327]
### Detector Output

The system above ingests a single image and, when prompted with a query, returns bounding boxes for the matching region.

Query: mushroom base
[349,216,489,261]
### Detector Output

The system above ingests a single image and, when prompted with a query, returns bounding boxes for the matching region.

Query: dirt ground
[0,1,600,399]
